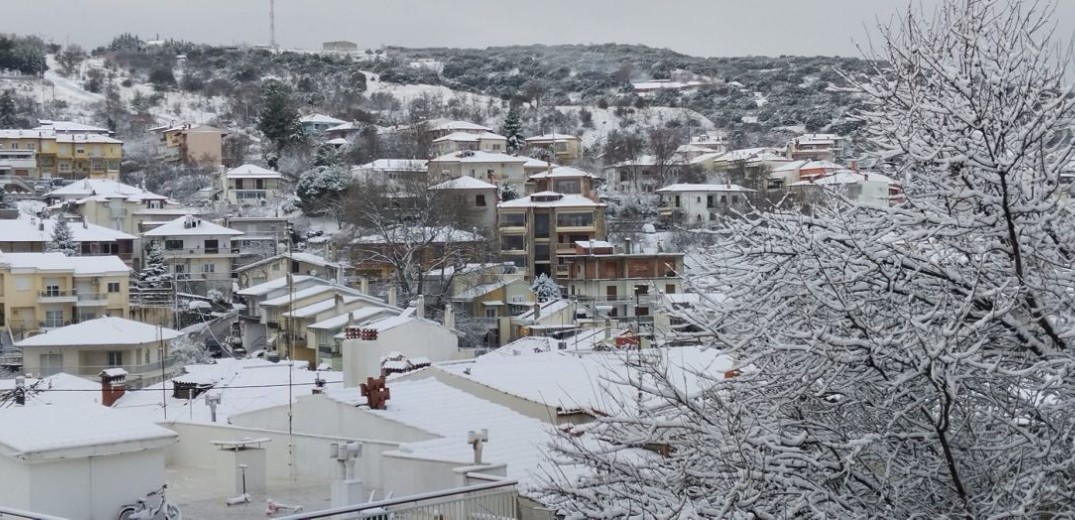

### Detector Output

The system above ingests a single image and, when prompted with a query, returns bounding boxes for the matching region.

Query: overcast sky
[2,1,1073,57]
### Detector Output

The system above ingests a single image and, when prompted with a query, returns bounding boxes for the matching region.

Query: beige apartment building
[0,253,130,341]
[497,191,607,280]
[0,129,123,181]
[150,123,227,167]
[525,133,583,164]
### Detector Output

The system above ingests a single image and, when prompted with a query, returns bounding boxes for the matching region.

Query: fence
[278,479,519,520]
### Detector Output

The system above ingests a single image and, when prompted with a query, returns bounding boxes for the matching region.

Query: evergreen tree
[139,242,168,288]
[257,80,303,153]
[0,187,8,209]
[530,273,561,302]
[46,219,77,256]
[314,144,340,167]
[501,108,525,153]
[0,90,17,128]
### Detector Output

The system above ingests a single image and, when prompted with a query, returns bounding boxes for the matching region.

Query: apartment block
[496,191,606,280]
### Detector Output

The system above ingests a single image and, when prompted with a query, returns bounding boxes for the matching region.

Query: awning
[482,300,505,306]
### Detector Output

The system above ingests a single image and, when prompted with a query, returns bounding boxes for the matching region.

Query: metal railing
[76,292,107,302]
[38,290,76,298]
[278,479,519,520]
[0,505,69,520]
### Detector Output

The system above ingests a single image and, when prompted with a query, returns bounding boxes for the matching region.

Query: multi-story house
[525,133,583,164]
[235,251,350,290]
[0,252,130,341]
[46,179,179,235]
[33,120,111,135]
[423,263,535,347]
[351,159,428,185]
[430,175,499,232]
[428,151,528,189]
[0,214,136,264]
[428,120,495,139]
[348,226,484,281]
[786,133,847,162]
[767,160,843,190]
[141,215,242,296]
[150,123,227,167]
[497,191,606,280]
[224,216,289,269]
[432,131,509,156]
[299,114,346,135]
[656,183,755,227]
[789,169,904,207]
[526,166,598,200]
[559,241,684,331]
[223,164,285,204]
[0,129,122,181]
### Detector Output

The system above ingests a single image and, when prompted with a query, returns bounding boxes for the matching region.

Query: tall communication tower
[269,0,277,50]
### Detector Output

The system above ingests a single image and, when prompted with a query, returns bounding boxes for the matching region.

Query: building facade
[141,215,243,296]
[496,191,606,280]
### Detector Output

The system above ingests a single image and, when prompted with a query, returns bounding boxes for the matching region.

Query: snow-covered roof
[430,175,498,190]
[498,192,604,209]
[492,327,623,355]
[437,347,733,415]
[522,157,558,169]
[236,275,321,297]
[142,215,243,237]
[575,240,614,249]
[0,405,176,460]
[282,295,368,319]
[794,133,843,145]
[300,114,347,125]
[353,159,428,173]
[676,144,716,154]
[452,281,510,301]
[16,317,182,348]
[430,150,529,164]
[326,377,557,493]
[714,147,785,163]
[34,120,111,133]
[527,166,596,180]
[326,122,361,133]
[0,373,103,407]
[0,129,55,139]
[113,359,343,424]
[0,215,136,244]
[432,131,506,143]
[47,179,169,202]
[769,160,810,173]
[308,306,399,331]
[525,133,578,142]
[656,183,754,193]
[0,252,129,275]
[430,121,494,132]
[325,137,349,146]
[791,170,896,186]
[610,155,659,168]
[260,284,343,308]
[226,164,283,179]
[424,262,517,279]
[351,226,481,244]
[513,299,572,322]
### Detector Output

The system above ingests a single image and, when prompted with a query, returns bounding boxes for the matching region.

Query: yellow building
[0,253,130,341]
[150,123,227,167]
[525,134,583,165]
[0,129,122,181]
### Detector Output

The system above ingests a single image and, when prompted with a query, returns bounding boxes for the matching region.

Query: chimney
[415,294,425,320]
[99,369,128,407]
[443,303,455,330]
[360,277,369,295]
[850,160,859,172]
[13,376,25,406]
[81,216,87,229]
[532,301,542,321]
[335,293,344,315]
[387,286,397,307]
[624,237,632,254]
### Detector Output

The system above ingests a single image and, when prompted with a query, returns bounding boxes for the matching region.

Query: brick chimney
[99,369,128,407]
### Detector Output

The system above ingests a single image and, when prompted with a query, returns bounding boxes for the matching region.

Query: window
[9,143,17,150]
[107,351,123,367]
[674,195,681,208]
[500,213,525,227]
[39,354,62,377]
[732,195,739,204]
[107,282,120,293]
[234,179,244,189]
[720,195,727,204]
[696,196,701,203]
[556,213,594,228]
[26,142,34,150]
[15,278,29,292]
[164,239,183,250]
[44,280,60,297]
[492,144,501,151]
[44,309,64,328]
[204,239,219,254]
[485,308,497,319]
[501,235,525,251]
[147,200,161,209]
[78,311,97,322]
[606,286,618,299]
[91,159,105,172]
[202,263,216,273]
[174,264,185,274]
[59,162,71,173]
[665,284,675,294]
[706,195,715,208]
[475,194,487,207]
[255,179,265,190]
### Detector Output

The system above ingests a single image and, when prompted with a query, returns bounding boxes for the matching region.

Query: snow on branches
[542,1,1075,517]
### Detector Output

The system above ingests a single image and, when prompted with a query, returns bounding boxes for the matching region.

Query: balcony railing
[278,479,519,520]
[38,290,77,303]
[75,292,108,306]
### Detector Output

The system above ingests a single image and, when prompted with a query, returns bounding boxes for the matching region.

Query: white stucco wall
[0,456,30,512]
[342,320,459,386]
[18,449,166,520]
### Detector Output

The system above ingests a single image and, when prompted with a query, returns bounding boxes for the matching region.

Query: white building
[787,133,847,161]
[0,404,177,520]
[300,114,347,135]
[141,215,243,295]
[429,175,499,231]
[339,309,462,386]
[427,150,529,189]
[351,159,428,185]
[223,164,285,204]
[655,183,755,226]
[790,169,904,207]
[431,131,508,156]
[428,120,494,138]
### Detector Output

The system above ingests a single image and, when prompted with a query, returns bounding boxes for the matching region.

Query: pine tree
[501,108,525,154]
[257,80,303,153]
[46,219,77,256]
[139,242,168,288]
[530,273,561,302]
[0,186,9,209]
[0,90,18,128]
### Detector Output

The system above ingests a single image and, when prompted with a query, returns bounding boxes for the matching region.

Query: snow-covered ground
[555,105,717,149]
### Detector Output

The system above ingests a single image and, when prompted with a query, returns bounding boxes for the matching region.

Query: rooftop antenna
[269,0,277,51]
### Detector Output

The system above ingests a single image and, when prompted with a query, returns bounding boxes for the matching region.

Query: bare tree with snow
[542,1,1075,517]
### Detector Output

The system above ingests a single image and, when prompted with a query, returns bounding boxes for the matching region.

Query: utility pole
[269,0,277,51]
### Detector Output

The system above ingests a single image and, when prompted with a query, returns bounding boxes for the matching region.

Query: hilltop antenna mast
[269,0,277,51]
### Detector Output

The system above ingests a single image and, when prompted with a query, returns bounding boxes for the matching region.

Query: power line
[0,380,342,393]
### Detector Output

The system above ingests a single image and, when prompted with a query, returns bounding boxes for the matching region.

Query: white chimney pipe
[415,294,425,320]
[387,286,397,307]
[444,303,455,330]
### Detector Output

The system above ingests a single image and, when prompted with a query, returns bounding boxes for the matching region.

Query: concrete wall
[0,456,30,512]
[20,449,165,520]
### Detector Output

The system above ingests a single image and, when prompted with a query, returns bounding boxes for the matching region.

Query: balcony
[282,479,518,520]
[75,292,109,307]
[37,290,77,303]
[232,189,273,200]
